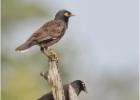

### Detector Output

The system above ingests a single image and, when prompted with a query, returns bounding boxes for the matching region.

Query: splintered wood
[48,60,65,100]
[69,85,78,100]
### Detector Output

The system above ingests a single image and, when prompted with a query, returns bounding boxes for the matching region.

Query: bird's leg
[39,43,45,54]
[40,46,44,53]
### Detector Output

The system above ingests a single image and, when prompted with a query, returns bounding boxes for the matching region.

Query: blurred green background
[2,0,138,100]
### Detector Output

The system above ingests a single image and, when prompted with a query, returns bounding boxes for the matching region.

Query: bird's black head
[71,80,88,94]
[55,9,74,19]
[55,9,74,25]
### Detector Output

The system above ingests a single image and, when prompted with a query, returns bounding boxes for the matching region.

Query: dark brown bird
[15,9,74,52]
[38,80,87,100]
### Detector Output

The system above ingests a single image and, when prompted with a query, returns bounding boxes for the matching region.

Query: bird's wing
[27,20,66,43]
[63,85,70,100]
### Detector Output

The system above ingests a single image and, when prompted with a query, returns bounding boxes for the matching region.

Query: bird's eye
[64,12,70,17]
[82,82,85,87]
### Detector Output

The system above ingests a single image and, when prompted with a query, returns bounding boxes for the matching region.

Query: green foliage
[2,0,48,27]
[1,0,53,100]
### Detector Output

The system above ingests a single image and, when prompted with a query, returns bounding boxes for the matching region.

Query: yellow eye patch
[64,12,70,17]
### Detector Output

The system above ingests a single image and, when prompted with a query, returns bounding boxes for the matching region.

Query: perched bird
[38,80,87,100]
[15,9,74,52]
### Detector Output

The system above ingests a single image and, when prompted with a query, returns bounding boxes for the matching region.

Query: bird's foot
[46,48,59,63]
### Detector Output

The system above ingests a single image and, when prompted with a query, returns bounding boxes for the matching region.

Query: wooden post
[40,48,65,100]
[40,48,79,100]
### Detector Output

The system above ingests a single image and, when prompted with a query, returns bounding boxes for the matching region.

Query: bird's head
[72,80,88,94]
[55,9,75,21]
[78,80,88,93]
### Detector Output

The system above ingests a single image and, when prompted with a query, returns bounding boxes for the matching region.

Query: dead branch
[40,48,65,100]
[40,48,79,100]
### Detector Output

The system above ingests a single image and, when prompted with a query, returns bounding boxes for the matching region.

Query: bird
[38,80,88,100]
[15,9,74,52]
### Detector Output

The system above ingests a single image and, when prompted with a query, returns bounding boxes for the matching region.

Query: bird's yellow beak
[64,12,75,17]
[85,89,88,93]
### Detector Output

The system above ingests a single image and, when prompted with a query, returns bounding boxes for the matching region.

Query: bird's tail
[15,41,34,52]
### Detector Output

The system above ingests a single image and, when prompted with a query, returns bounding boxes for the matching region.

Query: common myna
[38,80,87,100]
[15,9,74,52]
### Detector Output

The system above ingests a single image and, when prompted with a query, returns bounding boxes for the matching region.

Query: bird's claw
[46,48,59,63]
